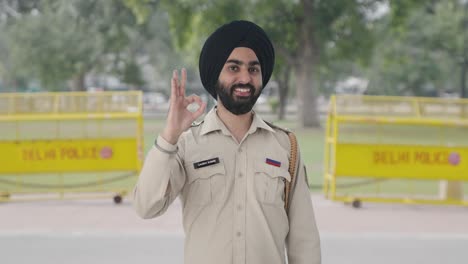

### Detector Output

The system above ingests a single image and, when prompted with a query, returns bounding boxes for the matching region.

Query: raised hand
[161,68,207,144]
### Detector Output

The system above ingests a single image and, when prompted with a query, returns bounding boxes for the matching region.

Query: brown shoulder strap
[284,131,299,214]
[262,120,299,214]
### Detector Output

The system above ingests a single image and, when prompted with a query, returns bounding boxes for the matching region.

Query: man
[133,20,321,264]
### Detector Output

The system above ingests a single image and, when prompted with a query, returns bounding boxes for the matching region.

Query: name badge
[193,157,220,169]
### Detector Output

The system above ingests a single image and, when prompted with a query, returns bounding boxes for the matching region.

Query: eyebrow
[226,59,260,66]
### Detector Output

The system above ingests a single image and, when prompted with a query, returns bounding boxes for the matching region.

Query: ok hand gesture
[161,69,207,144]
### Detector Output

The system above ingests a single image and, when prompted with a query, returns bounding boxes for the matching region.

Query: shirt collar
[248,111,275,134]
[200,106,275,136]
[199,107,229,136]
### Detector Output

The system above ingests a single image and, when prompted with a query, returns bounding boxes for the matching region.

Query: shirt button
[238,148,243,153]
[238,173,243,178]
[237,205,242,211]
[236,231,242,237]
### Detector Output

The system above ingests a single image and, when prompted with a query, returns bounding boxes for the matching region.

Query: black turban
[199,20,275,99]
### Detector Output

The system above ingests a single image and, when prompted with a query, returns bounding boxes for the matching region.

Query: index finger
[180,68,187,97]
[171,70,178,100]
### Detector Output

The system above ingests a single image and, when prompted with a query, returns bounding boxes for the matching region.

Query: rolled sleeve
[155,135,178,153]
[132,134,186,219]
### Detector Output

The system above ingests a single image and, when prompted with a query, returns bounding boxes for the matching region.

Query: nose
[237,68,251,84]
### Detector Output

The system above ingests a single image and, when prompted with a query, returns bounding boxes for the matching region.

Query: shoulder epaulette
[263,120,292,134]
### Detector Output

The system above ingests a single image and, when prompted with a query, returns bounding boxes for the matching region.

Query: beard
[215,81,262,115]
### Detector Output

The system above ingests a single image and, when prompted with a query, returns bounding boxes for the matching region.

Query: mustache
[230,83,255,95]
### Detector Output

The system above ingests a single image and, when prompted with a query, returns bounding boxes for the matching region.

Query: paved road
[2,232,467,264]
[1,194,468,263]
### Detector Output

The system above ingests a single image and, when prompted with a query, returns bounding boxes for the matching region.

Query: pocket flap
[254,161,291,182]
[186,158,226,184]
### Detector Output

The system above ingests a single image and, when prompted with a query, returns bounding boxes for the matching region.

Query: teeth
[235,88,250,92]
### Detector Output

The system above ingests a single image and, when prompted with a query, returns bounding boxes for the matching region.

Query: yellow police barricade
[323,95,468,208]
[0,91,143,203]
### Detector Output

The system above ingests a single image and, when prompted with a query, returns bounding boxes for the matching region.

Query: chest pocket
[185,158,226,206]
[254,161,291,206]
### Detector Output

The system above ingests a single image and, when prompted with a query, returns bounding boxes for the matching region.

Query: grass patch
[0,172,137,194]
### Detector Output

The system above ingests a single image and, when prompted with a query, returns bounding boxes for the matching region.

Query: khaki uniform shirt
[133,108,321,264]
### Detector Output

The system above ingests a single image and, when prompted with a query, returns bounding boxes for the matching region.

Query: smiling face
[216,47,263,115]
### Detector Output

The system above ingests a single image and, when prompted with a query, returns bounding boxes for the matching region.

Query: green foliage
[159,0,249,69]
[4,0,154,91]
[366,0,464,96]
[268,97,280,113]
[5,0,466,101]
[122,0,159,24]
[122,61,145,88]
[155,0,387,126]
[8,8,83,89]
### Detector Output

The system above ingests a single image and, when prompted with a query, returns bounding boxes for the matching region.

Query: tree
[140,9,190,87]
[5,0,157,91]
[249,1,382,126]
[274,58,292,120]
[366,0,466,97]
[124,0,387,126]
[0,0,39,91]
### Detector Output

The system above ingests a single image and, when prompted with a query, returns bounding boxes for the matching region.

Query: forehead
[226,47,259,62]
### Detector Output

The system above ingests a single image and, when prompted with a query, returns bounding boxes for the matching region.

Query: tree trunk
[71,72,86,91]
[461,60,466,98]
[277,68,290,120]
[296,0,320,128]
[463,1,468,98]
[462,60,467,119]
[12,78,18,92]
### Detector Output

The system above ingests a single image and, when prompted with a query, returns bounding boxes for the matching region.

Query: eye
[249,67,260,73]
[228,65,239,72]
